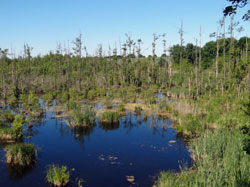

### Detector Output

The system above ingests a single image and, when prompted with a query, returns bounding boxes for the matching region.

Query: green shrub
[5,143,37,167]
[12,114,24,139]
[65,99,80,111]
[20,91,42,115]
[99,111,120,124]
[134,106,142,115]
[87,89,96,100]
[46,165,70,186]
[0,110,14,125]
[68,105,96,127]
[116,103,125,112]
[0,114,24,141]
[42,92,56,105]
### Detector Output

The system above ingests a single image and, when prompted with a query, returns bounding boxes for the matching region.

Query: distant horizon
[1,0,249,57]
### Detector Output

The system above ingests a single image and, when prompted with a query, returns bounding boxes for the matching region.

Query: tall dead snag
[228,15,238,87]
[222,17,226,95]
[179,21,184,84]
[72,33,83,90]
[247,36,250,91]
[195,39,199,95]
[199,26,202,93]
[0,49,8,99]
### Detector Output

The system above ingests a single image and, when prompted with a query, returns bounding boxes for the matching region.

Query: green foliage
[116,103,125,112]
[46,165,70,186]
[181,113,206,134]
[6,143,37,167]
[12,114,24,139]
[65,99,80,111]
[87,89,96,100]
[156,129,250,187]
[20,91,42,115]
[0,110,14,125]
[0,114,24,141]
[99,111,120,124]
[42,92,56,105]
[242,95,250,117]
[68,105,96,127]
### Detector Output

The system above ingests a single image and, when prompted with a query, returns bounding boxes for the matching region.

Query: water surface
[0,103,190,187]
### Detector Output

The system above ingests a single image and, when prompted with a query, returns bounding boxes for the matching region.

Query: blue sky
[1,0,249,56]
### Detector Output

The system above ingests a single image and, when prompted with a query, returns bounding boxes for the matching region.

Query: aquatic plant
[177,113,206,136]
[11,114,24,139]
[68,105,96,127]
[5,143,37,167]
[0,114,24,141]
[65,98,80,111]
[134,106,142,115]
[99,111,120,124]
[156,128,250,187]
[20,91,43,116]
[46,165,70,187]
[116,103,125,112]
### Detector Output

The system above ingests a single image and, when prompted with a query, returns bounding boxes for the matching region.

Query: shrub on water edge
[12,115,24,139]
[99,111,120,124]
[65,99,80,111]
[46,165,70,187]
[7,95,18,106]
[134,106,142,115]
[0,110,14,125]
[68,105,96,127]
[104,97,113,109]
[116,103,125,112]
[5,143,37,167]
[87,89,96,100]
[42,92,56,105]
[20,91,42,115]
[0,114,24,141]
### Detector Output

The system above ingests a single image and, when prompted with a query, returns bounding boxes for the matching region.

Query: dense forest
[0,11,250,187]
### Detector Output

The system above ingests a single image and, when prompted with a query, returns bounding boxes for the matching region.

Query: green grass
[158,103,172,113]
[99,111,120,124]
[116,103,125,112]
[46,165,70,186]
[5,143,37,167]
[68,105,96,127]
[0,114,24,141]
[156,128,250,187]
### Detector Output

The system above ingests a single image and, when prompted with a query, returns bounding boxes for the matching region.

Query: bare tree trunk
[246,36,250,91]
[1,57,6,99]
[229,15,234,88]
[195,39,199,96]
[169,55,172,87]
[215,32,220,90]
[179,21,184,84]
[223,20,226,94]
[199,26,202,93]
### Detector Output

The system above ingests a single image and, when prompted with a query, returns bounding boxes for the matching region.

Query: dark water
[0,103,190,187]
